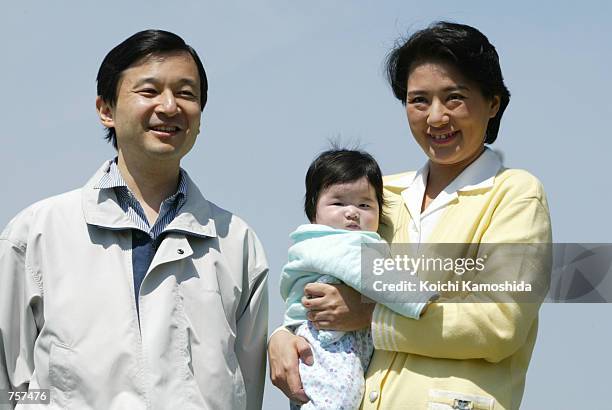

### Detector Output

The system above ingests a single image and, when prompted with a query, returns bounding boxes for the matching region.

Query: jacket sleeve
[372,184,552,363]
[0,213,43,410]
[234,228,268,410]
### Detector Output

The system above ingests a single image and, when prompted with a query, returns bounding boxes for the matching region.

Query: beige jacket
[0,161,268,410]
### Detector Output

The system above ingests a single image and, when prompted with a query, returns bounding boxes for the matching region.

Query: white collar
[445,147,502,193]
[399,148,503,219]
[397,148,502,191]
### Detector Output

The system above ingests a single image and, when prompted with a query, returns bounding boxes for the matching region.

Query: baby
[280,149,435,410]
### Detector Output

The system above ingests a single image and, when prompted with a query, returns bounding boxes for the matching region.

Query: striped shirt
[94,159,188,240]
[93,159,188,311]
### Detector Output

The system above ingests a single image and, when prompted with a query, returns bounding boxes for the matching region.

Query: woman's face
[405,61,500,170]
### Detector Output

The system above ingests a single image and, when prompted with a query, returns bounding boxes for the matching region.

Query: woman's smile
[428,130,460,145]
[406,61,500,172]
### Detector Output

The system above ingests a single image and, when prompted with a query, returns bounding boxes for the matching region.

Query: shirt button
[369,391,378,402]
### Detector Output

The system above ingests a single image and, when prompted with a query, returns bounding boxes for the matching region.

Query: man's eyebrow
[178,78,199,88]
[131,78,199,88]
[132,77,158,87]
[407,85,470,96]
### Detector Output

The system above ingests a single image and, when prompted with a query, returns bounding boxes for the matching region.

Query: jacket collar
[82,161,217,238]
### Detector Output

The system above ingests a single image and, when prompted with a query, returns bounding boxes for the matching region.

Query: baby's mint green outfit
[280,224,433,409]
[280,224,430,336]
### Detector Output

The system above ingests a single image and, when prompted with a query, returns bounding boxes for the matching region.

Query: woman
[269,21,551,410]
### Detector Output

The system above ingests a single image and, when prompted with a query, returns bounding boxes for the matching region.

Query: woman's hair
[386,21,510,144]
[304,149,385,222]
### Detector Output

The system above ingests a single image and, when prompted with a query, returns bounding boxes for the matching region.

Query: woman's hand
[268,330,313,405]
[303,283,375,331]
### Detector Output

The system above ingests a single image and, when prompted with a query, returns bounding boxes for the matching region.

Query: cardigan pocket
[427,389,495,410]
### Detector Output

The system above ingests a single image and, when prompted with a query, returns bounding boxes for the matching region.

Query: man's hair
[385,21,510,144]
[96,29,208,149]
[304,149,385,222]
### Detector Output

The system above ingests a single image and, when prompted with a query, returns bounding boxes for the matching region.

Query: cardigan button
[369,390,378,402]
[177,249,184,255]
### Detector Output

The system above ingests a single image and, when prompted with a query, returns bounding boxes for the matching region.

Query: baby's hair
[304,148,385,222]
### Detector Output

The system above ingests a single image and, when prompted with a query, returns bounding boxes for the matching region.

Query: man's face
[97,52,202,165]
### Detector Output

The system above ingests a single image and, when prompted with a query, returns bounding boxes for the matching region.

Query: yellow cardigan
[362,168,552,410]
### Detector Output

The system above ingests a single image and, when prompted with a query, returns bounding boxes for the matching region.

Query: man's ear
[96,96,115,128]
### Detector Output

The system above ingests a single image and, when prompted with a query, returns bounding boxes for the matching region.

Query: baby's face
[314,177,379,232]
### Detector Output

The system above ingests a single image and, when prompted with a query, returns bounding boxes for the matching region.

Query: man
[0,30,268,410]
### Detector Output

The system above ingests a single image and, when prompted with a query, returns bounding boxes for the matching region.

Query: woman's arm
[306,176,552,363]
[371,182,552,362]
[267,329,313,405]
[268,281,376,402]
[302,282,375,331]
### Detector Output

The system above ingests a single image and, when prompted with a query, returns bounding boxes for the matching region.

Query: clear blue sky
[1,1,611,408]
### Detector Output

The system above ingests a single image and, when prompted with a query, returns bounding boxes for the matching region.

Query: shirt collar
[93,158,188,204]
[399,148,503,218]
[83,160,215,238]
[395,147,502,193]
[445,147,502,194]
